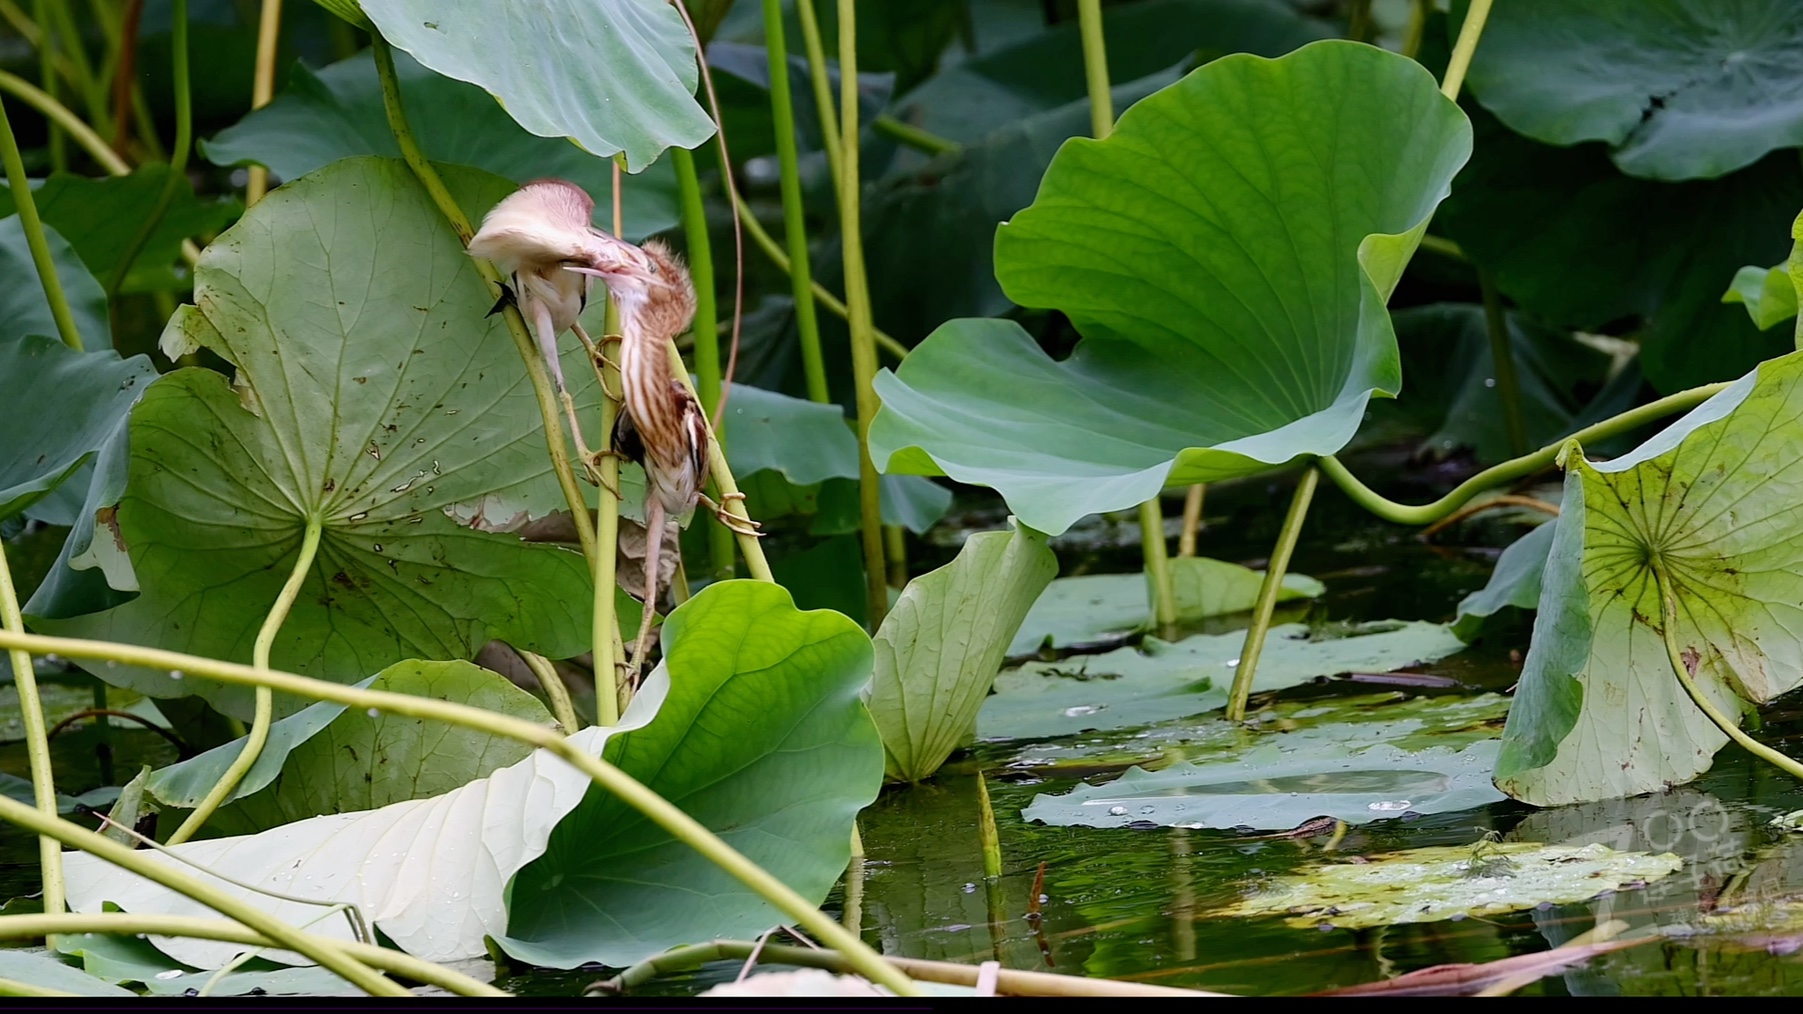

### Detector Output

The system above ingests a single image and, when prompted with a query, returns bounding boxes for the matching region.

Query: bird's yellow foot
[701,492,763,538]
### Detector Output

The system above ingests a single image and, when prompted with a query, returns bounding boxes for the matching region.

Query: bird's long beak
[564,232,641,280]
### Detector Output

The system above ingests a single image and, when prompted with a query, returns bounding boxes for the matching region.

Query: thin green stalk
[593,299,623,727]
[31,0,63,170]
[1653,562,1803,782]
[663,342,774,582]
[884,523,906,588]
[0,628,914,995]
[1479,269,1528,457]
[371,34,599,568]
[0,537,61,918]
[1139,498,1176,629]
[0,914,507,996]
[761,0,830,403]
[872,113,960,156]
[521,649,581,733]
[1401,0,1429,59]
[1320,382,1731,526]
[1226,468,1318,722]
[832,0,887,629]
[42,0,105,136]
[0,794,407,996]
[1077,0,1113,139]
[671,145,735,582]
[1347,0,1372,43]
[0,79,82,350]
[794,0,842,189]
[245,0,283,205]
[167,516,321,845]
[732,189,908,360]
[107,0,188,295]
[1440,0,1493,102]
[0,70,128,173]
[596,940,1228,996]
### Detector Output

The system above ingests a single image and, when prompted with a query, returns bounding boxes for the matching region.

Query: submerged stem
[166,517,321,845]
[370,35,599,567]
[0,537,62,918]
[1226,468,1318,722]
[0,627,913,995]
[1319,382,1731,526]
[107,0,188,295]
[1652,562,1803,783]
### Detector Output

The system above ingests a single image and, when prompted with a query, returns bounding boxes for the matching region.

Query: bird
[467,179,615,477]
[568,237,761,679]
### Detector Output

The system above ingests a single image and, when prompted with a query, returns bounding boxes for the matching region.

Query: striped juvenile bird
[467,179,614,476]
[571,237,761,677]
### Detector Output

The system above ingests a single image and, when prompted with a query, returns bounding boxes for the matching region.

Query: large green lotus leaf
[1451,520,1556,642]
[719,384,858,486]
[203,50,678,241]
[61,689,658,968]
[980,620,1466,741]
[501,580,883,969]
[1438,106,1802,394]
[360,0,713,173]
[0,169,241,292]
[871,42,1471,535]
[210,661,551,835]
[1496,352,1803,805]
[1219,840,1682,930]
[0,335,154,522]
[870,520,1057,783]
[0,950,134,996]
[0,218,110,349]
[1021,739,1504,831]
[1462,0,1803,181]
[895,0,1332,143]
[1009,559,1324,656]
[43,157,618,719]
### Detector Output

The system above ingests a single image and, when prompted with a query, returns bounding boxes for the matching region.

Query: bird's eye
[648,261,660,276]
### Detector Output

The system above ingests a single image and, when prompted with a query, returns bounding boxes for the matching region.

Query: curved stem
[664,342,774,582]
[0,914,506,996]
[245,0,283,205]
[520,649,580,733]
[0,628,915,995]
[0,537,62,918]
[370,34,599,568]
[1418,493,1559,541]
[760,0,830,404]
[793,0,842,190]
[1653,562,1803,782]
[872,114,960,156]
[733,189,908,360]
[166,516,321,845]
[671,145,735,582]
[1077,0,1112,139]
[1319,382,1731,526]
[834,0,888,629]
[0,70,128,174]
[1139,498,1176,628]
[0,76,82,350]
[106,0,187,295]
[1225,467,1317,722]
[0,795,406,995]
[1440,0,1492,102]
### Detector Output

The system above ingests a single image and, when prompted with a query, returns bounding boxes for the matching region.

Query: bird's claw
[701,493,763,538]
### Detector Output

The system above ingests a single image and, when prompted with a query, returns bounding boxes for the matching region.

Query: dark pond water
[10,455,1803,996]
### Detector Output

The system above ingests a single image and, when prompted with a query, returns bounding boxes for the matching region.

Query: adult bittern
[570,237,760,677]
[467,179,614,474]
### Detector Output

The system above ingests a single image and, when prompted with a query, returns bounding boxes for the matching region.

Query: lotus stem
[28,0,65,170]
[1226,467,1318,722]
[594,284,624,727]
[245,0,283,205]
[872,113,960,156]
[107,0,188,295]
[671,145,735,582]
[370,34,600,568]
[166,516,321,844]
[1178,484,1205,557]
[1318,381,1731,526]
[0,627,915,995]
[1440,0,1492,102]
[1140,498,1177,629]
[794,0,842,189]
[0,536,62,919]
[760,0,831,403]
[0,75,82,350]
[1077,0,1112,139]
[521,649,581,733]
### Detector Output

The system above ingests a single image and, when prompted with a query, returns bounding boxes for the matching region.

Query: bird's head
[569,238,696,339]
